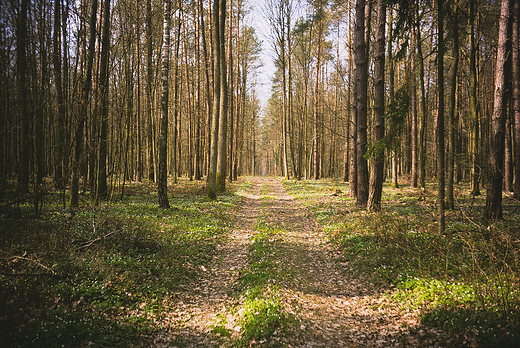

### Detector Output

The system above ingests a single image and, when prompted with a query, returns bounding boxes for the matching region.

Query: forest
[1,0,520,346]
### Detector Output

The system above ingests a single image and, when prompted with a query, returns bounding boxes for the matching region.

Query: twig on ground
[76,230,117,250]
[4,254,56,274]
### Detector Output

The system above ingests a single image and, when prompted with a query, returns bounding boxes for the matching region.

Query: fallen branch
[0,272,68,278]
[76,230,117,250]
[7,255,56,275]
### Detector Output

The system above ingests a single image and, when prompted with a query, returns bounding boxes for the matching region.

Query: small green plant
[238,292,288,342]
[233,200,296,346]
[212,314,231,338]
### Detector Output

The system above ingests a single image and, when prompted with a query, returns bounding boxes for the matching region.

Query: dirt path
[151,177,430,347]
[149,178,263,347]
[248,177,426,347]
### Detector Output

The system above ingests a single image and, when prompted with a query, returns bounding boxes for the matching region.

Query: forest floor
[1,176,519,347]
[148,177,447,347]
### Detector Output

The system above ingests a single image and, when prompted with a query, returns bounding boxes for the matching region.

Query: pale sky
[246,0,276,112]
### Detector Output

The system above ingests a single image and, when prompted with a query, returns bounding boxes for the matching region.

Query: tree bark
[208,0,222,199]
[53,0,66,190]
[227,5,235,183]
[485,0,513,219]
[71,0,98,207]
[469,1,481,196]
[410,23,418,189]
[389,10,397,189]
[513,0,520,199]
[437,0,446,233]
[313,0,324,180]
[96,0,110,203]
[355,0,369,207]
[17,0,29,194]
[172,11,182,184]
[146,0,155,182]
[417,15,427,189]
[136,1,143,183]
[505,108,513,192]
[447,8,459,210]
[283,3,290,180]
[216,0,228,191]
[195,1,203,181]
[367,0,385,212]
[349,51,357,195]
[158,0,172,209]
[200,0,213,179]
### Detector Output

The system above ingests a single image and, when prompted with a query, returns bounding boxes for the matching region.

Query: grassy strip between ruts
[283,178,520,348]
[0,179,237,348]
[213,182,296,347]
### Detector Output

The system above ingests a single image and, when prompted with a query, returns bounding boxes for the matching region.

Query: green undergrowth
[0,178,237,348]
[283,178,520,347]
[230,187,295,347]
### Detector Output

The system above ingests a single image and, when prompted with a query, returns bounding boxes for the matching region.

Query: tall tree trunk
[194,3,202,181]
[124,33,134,185]
[389,10,398,189]
[287,8,297,180]
[158,0,171,209]
[96,0,110,203]
[136,1,143,182]
[313,0,323,180]
[410,24,418,189]
[216,0,228,191]
[355,0,369,206]
[343,25,351,184]
[53,0,66,189]
[208,0,222,199]
[417,14,427,189]
[36,6,48,190]
[447,9,459,210]
[231,5,242,181]
[485,0,513,219]
[367,0,385,212]
[62,0,70,195]
[146,0,155,182]
[436,0,446,233]
[172,12,181,184]
[349,21,357,196]
[505,108,513,192]
[200,0,213,179]
[469,1,481,196]
[343,96,350,182]
[343,4,352,184]
[71,0,98,207]
[17,0,29,194]
[513,0,520,199]
[228,5,235,183]
[282,24,289,180]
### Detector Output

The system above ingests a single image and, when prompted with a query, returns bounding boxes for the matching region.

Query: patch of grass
[238,288,290,343]
[395,277,520,347]
[239,217,294,290]
[0,178,238,348]
[212,313,232,338]
[233,200,296,346]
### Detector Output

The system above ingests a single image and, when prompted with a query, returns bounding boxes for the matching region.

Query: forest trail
[151,177,426,347]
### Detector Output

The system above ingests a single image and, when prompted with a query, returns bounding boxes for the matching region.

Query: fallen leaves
[145,177,447,347]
